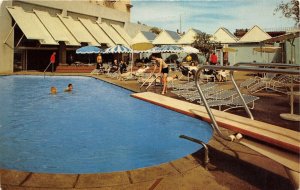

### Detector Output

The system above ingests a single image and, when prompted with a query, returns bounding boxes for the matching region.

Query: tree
[274,0,299,27]
[192,31,221,58]
[150,27,162,35]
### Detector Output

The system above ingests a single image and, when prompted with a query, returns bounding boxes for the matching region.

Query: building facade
[0,0,132,72]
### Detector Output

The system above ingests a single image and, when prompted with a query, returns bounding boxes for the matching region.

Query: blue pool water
[0,75,213,174]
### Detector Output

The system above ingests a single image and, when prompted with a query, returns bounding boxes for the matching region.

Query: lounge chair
[246,73,277,94]
[178,66,195,81]
[90,66,105,75]
[223,94,260,111]
[217,70,230,82]
[204,94,259,111]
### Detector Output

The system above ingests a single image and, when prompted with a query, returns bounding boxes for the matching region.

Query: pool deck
[0,71,299,190]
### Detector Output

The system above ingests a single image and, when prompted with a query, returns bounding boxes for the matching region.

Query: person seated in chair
[179,65,195,80]
[120,60,127,74]
[109,59,119,73]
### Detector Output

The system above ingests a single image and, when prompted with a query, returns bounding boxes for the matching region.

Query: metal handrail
[195,63,300,141]
[233,62,300,68]
[43,62,52,79]
[179,135,210,170]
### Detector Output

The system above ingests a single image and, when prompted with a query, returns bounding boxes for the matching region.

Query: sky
[131,0,296,34]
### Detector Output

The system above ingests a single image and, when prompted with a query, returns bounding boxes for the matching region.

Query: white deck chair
[247,73,277,94]
[224,94,260,111]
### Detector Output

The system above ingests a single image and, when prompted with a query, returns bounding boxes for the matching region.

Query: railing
[43,62,52,79]
[194,63,300,141]
[179,135,210,170]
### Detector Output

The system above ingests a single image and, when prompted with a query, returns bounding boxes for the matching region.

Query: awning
[98,22,129,47]
[58,15,99,46]
[262,31,300,43]
[253,46,281,53]
[223,47,238,52]
[78,18,115,47]
[6,6,57,45]
[34,10,80,46]
[131,42,153,52]
[111,24,132,45]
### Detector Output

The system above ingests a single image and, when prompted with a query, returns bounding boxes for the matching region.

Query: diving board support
[240,138,300,189]
[195,63,300,142]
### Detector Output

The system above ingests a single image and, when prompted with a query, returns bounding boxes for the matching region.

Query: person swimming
[64,83,73,92]
[50,86,57,95]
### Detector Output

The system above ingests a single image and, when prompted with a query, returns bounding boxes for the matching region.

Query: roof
[141,31,156,41]
[238,25,271,43]
[165,30,180,40]
[262,31,300,43]
[211,27,237,43]
[131,31,156,44]
[177,28,202,45]
[152,30,179,45]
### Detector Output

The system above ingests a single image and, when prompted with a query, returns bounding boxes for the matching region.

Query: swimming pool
[0,75,213,174]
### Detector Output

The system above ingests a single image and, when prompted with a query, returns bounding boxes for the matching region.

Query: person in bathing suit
[151,54,169,95]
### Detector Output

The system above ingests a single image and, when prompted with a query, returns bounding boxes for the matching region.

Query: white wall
[229,44,279,65]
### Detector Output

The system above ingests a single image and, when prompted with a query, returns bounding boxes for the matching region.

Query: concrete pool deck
[0,71,299,189]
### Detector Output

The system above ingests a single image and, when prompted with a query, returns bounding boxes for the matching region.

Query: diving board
[131,92,300,154]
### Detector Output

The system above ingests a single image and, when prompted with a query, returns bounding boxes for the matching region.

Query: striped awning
[103,44,132,54]
[151,45,183,53]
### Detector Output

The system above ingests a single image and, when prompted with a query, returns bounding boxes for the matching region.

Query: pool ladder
[43,62,53,78]
[179,135,210,170]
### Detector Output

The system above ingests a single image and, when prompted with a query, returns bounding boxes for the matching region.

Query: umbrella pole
[131,52,133,76]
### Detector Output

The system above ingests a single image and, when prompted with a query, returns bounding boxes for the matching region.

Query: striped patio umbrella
[153,45,184,53]
[103,44,132,54]
[76,46,102,54]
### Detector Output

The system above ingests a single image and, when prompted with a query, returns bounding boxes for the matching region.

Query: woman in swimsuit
[151,54,169,95]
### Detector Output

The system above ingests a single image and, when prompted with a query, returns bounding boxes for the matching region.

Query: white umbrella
[182,46,199,53]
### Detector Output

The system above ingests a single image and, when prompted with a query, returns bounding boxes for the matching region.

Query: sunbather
[119,66,150,80]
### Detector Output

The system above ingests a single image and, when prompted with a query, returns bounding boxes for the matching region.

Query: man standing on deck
[209,52,218,65]
[50,52,56,72]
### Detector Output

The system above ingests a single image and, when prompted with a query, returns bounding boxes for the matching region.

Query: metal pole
[179,135,209,170]
[3,22,16,45]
